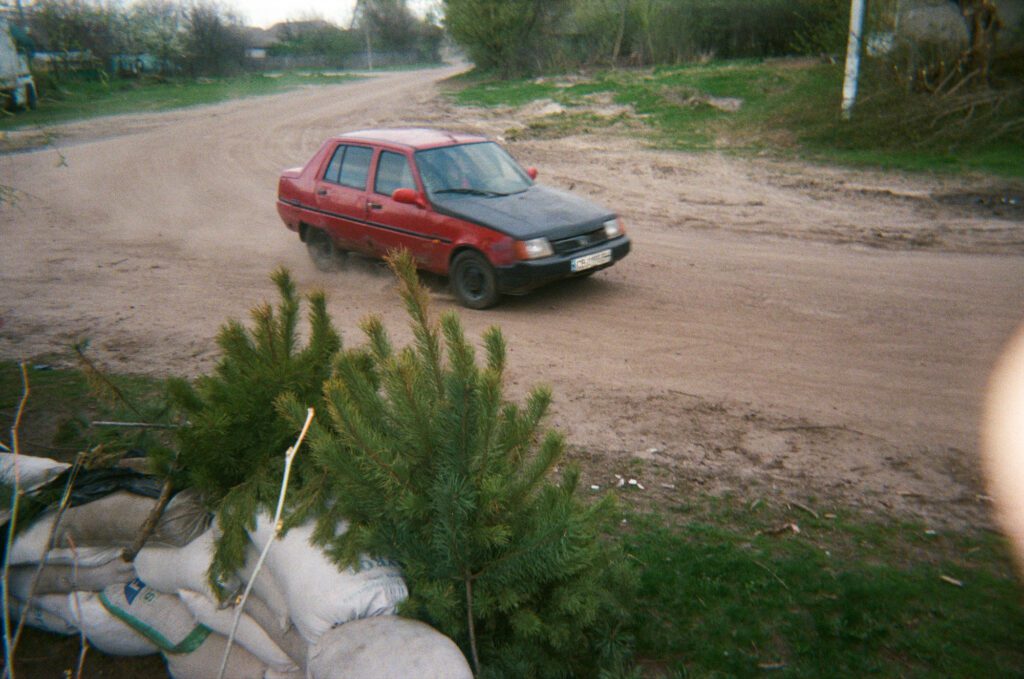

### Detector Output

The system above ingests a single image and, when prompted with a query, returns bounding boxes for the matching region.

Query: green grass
[0,358,169,463]
[626,504,1024,677]
[0,71,360,130]
[450,60,1024,178]
[4,358,1023,677]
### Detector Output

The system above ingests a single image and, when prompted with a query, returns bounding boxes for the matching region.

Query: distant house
[895,0,1024,50]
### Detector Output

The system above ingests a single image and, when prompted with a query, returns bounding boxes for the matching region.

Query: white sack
[8,594,78,635]
[163,630,268,679]
[7,513,122,566]
[178,590,297,673]
[243,595,308,669]
[0,453,70,491]
[8,560,136,596]
[247,513,408,644]
[307,616,473,679]
[68,590,160,656]
[39,489,210,549]
[99,579,210,654]
[135,526,237,600]
[237,543,290,632]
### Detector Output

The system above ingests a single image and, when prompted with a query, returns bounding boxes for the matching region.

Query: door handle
[316,188,327,196]
[368,201,383,210]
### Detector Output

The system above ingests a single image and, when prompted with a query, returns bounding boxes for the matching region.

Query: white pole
[841,0,868,120]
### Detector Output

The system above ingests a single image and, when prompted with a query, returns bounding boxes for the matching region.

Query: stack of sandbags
[131,512,412,677]
[5,455,473,677]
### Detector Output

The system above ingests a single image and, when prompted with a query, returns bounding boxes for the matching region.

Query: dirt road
[2,67,1022,527]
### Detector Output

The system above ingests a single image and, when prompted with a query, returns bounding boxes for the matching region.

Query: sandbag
[0,453,70,491]
[37,489,210,550]
[99,579,210,653]
[243,594,308,669]
[237,542,290,632]
[247,513,407,644]
[135,527,237,600]
[7,593,78,635]
[36,466,163,505]
[8,559,135,596]
[163,630,268,679]
[68,590,160,656]
[6,514,123,567]
[307,616,474,679]
[178,589,298,673]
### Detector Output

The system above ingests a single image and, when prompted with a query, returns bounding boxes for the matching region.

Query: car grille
[552,228,608,255]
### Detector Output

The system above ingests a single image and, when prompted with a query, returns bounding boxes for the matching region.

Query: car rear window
[324,145,373,190]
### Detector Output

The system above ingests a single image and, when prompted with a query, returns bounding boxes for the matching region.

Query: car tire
[306,228,342,272]
[25,84,37,111]
[451,251,500,310]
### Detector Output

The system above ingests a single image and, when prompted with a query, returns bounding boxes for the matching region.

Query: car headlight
[515,237,554,260]
[603,218,624,239]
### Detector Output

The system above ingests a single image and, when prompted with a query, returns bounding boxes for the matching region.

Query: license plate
[571,249,612,272]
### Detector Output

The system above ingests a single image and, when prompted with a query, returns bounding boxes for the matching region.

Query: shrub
[280,251,636,677]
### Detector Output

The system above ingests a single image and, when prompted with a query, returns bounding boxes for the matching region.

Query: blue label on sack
[123,577,146,605]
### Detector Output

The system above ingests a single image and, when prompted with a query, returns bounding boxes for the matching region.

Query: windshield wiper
[434,188,508,197]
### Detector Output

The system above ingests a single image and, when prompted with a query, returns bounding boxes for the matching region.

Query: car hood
[430,185,614,240]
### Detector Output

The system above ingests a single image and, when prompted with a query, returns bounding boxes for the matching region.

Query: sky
[227,0,438,29]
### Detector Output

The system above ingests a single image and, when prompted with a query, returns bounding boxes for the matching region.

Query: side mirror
[526,167,538,180]
[392,187,425,208]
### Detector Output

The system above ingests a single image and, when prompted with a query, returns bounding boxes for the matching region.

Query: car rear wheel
[451,251,499,309]
[306,228,343,272]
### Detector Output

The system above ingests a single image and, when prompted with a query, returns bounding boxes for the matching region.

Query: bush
[165,255,636,676]
[282,251,636,677]
[166,268,340,589]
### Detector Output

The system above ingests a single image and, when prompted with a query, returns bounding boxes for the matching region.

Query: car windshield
[415,142,531,198]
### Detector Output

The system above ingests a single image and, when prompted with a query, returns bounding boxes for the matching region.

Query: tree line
[443,0,852,77]
[18,0,442,78]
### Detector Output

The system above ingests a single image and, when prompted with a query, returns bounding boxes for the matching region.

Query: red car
[276,128,630,309]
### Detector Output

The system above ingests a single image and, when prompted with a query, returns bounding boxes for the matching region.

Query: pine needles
[277,251,635,677]
[166,255,635,675]
[167,267,340,592]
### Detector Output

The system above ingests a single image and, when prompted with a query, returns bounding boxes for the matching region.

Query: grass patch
[626,504,1024,677]
[0,71,361,130]
[4,358,1023,676]
[0,359,167,462]
[450,60,1024,178]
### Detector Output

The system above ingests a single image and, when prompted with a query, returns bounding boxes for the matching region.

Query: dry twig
[1,363,30,679]
[217,408,314,679]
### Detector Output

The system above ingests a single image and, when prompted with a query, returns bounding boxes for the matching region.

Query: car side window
[323,145,345,183]
[337,145,373,190]
[374,151,414,197]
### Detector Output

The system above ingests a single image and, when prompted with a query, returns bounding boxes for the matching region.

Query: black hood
[430,185,614,240]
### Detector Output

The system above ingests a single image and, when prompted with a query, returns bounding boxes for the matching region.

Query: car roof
[336,128,489,150]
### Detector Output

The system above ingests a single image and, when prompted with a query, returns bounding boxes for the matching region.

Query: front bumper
[494,236,631,294]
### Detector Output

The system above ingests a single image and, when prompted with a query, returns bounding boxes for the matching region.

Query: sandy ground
[2,66,1022,530]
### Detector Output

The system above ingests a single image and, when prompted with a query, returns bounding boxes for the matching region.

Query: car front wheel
[451,251,499,309]
[306,228,342,272]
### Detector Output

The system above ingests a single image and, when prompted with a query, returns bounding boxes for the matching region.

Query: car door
[365,149,444,267]
[314,143,373,252]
